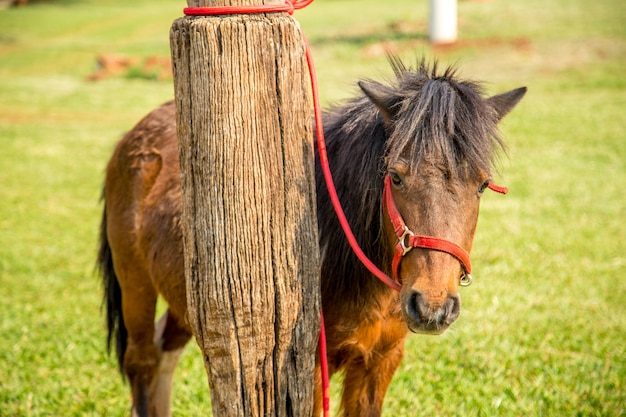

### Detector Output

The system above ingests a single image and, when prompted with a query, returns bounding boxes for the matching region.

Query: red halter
[383,175,474,286]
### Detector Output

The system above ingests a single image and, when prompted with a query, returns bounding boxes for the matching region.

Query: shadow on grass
[307,21,429,49]
[306,21,532,58]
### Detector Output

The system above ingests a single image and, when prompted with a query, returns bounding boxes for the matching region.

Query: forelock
[383,61,503,177]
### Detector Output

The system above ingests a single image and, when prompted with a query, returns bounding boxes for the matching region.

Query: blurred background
[0,0,624,415]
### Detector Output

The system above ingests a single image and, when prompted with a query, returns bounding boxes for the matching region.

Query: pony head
[360,59,526,334]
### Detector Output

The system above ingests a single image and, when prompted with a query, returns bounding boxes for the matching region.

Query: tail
[97,198,127,376]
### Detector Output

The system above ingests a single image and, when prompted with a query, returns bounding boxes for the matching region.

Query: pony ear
[487,87,527,121]
[358,80,399,123]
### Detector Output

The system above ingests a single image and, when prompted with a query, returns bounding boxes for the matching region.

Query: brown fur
[99,60,525,417]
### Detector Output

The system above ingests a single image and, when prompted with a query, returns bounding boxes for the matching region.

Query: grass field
[1,0,625,415]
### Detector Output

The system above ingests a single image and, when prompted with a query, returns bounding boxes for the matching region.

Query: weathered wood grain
[170,2,320,416]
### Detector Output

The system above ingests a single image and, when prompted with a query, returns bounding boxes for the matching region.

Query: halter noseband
[383,175,474,287]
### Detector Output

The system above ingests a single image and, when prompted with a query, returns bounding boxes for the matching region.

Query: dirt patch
[87,54,172,82]
[433,37,533,53]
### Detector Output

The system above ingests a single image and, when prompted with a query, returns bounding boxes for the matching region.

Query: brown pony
[98,58,525,417]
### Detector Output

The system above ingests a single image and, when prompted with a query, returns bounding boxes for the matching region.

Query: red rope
[488,182,509,194]
[181,3,507,415]
[318,310,330,413]
[184,0,313,17]
[303,37,402,294]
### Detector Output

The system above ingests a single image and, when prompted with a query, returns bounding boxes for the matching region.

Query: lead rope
[183,3,506,416]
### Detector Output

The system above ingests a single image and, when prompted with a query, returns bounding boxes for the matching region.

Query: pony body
[98,59,525,416]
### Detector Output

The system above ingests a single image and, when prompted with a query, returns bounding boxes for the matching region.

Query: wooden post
[170,1,320,416]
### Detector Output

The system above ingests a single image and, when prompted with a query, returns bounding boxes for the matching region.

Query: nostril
[406,290,427,322]
[444,295,461,324]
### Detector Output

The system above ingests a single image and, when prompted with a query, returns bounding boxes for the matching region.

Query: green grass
[1,0,624,415]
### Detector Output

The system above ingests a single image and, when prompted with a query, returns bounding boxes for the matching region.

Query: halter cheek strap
[383,176,473,286]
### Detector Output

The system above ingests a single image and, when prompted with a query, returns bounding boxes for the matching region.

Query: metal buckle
[399,226,415,256]
[460,271,473,287]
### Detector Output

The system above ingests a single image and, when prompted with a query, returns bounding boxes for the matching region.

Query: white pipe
[429,0,458,44]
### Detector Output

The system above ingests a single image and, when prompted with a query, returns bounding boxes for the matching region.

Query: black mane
[315,58,504,311]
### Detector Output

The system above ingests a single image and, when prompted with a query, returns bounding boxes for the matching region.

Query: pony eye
[390,172,403,187]
[478,179,491,194]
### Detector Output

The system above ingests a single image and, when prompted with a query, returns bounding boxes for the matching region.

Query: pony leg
[149,309,192,417]
[340,341,405,417]
[119,275,159,417]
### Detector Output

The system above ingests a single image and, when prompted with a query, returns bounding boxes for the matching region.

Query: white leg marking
[149,348,185,417]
